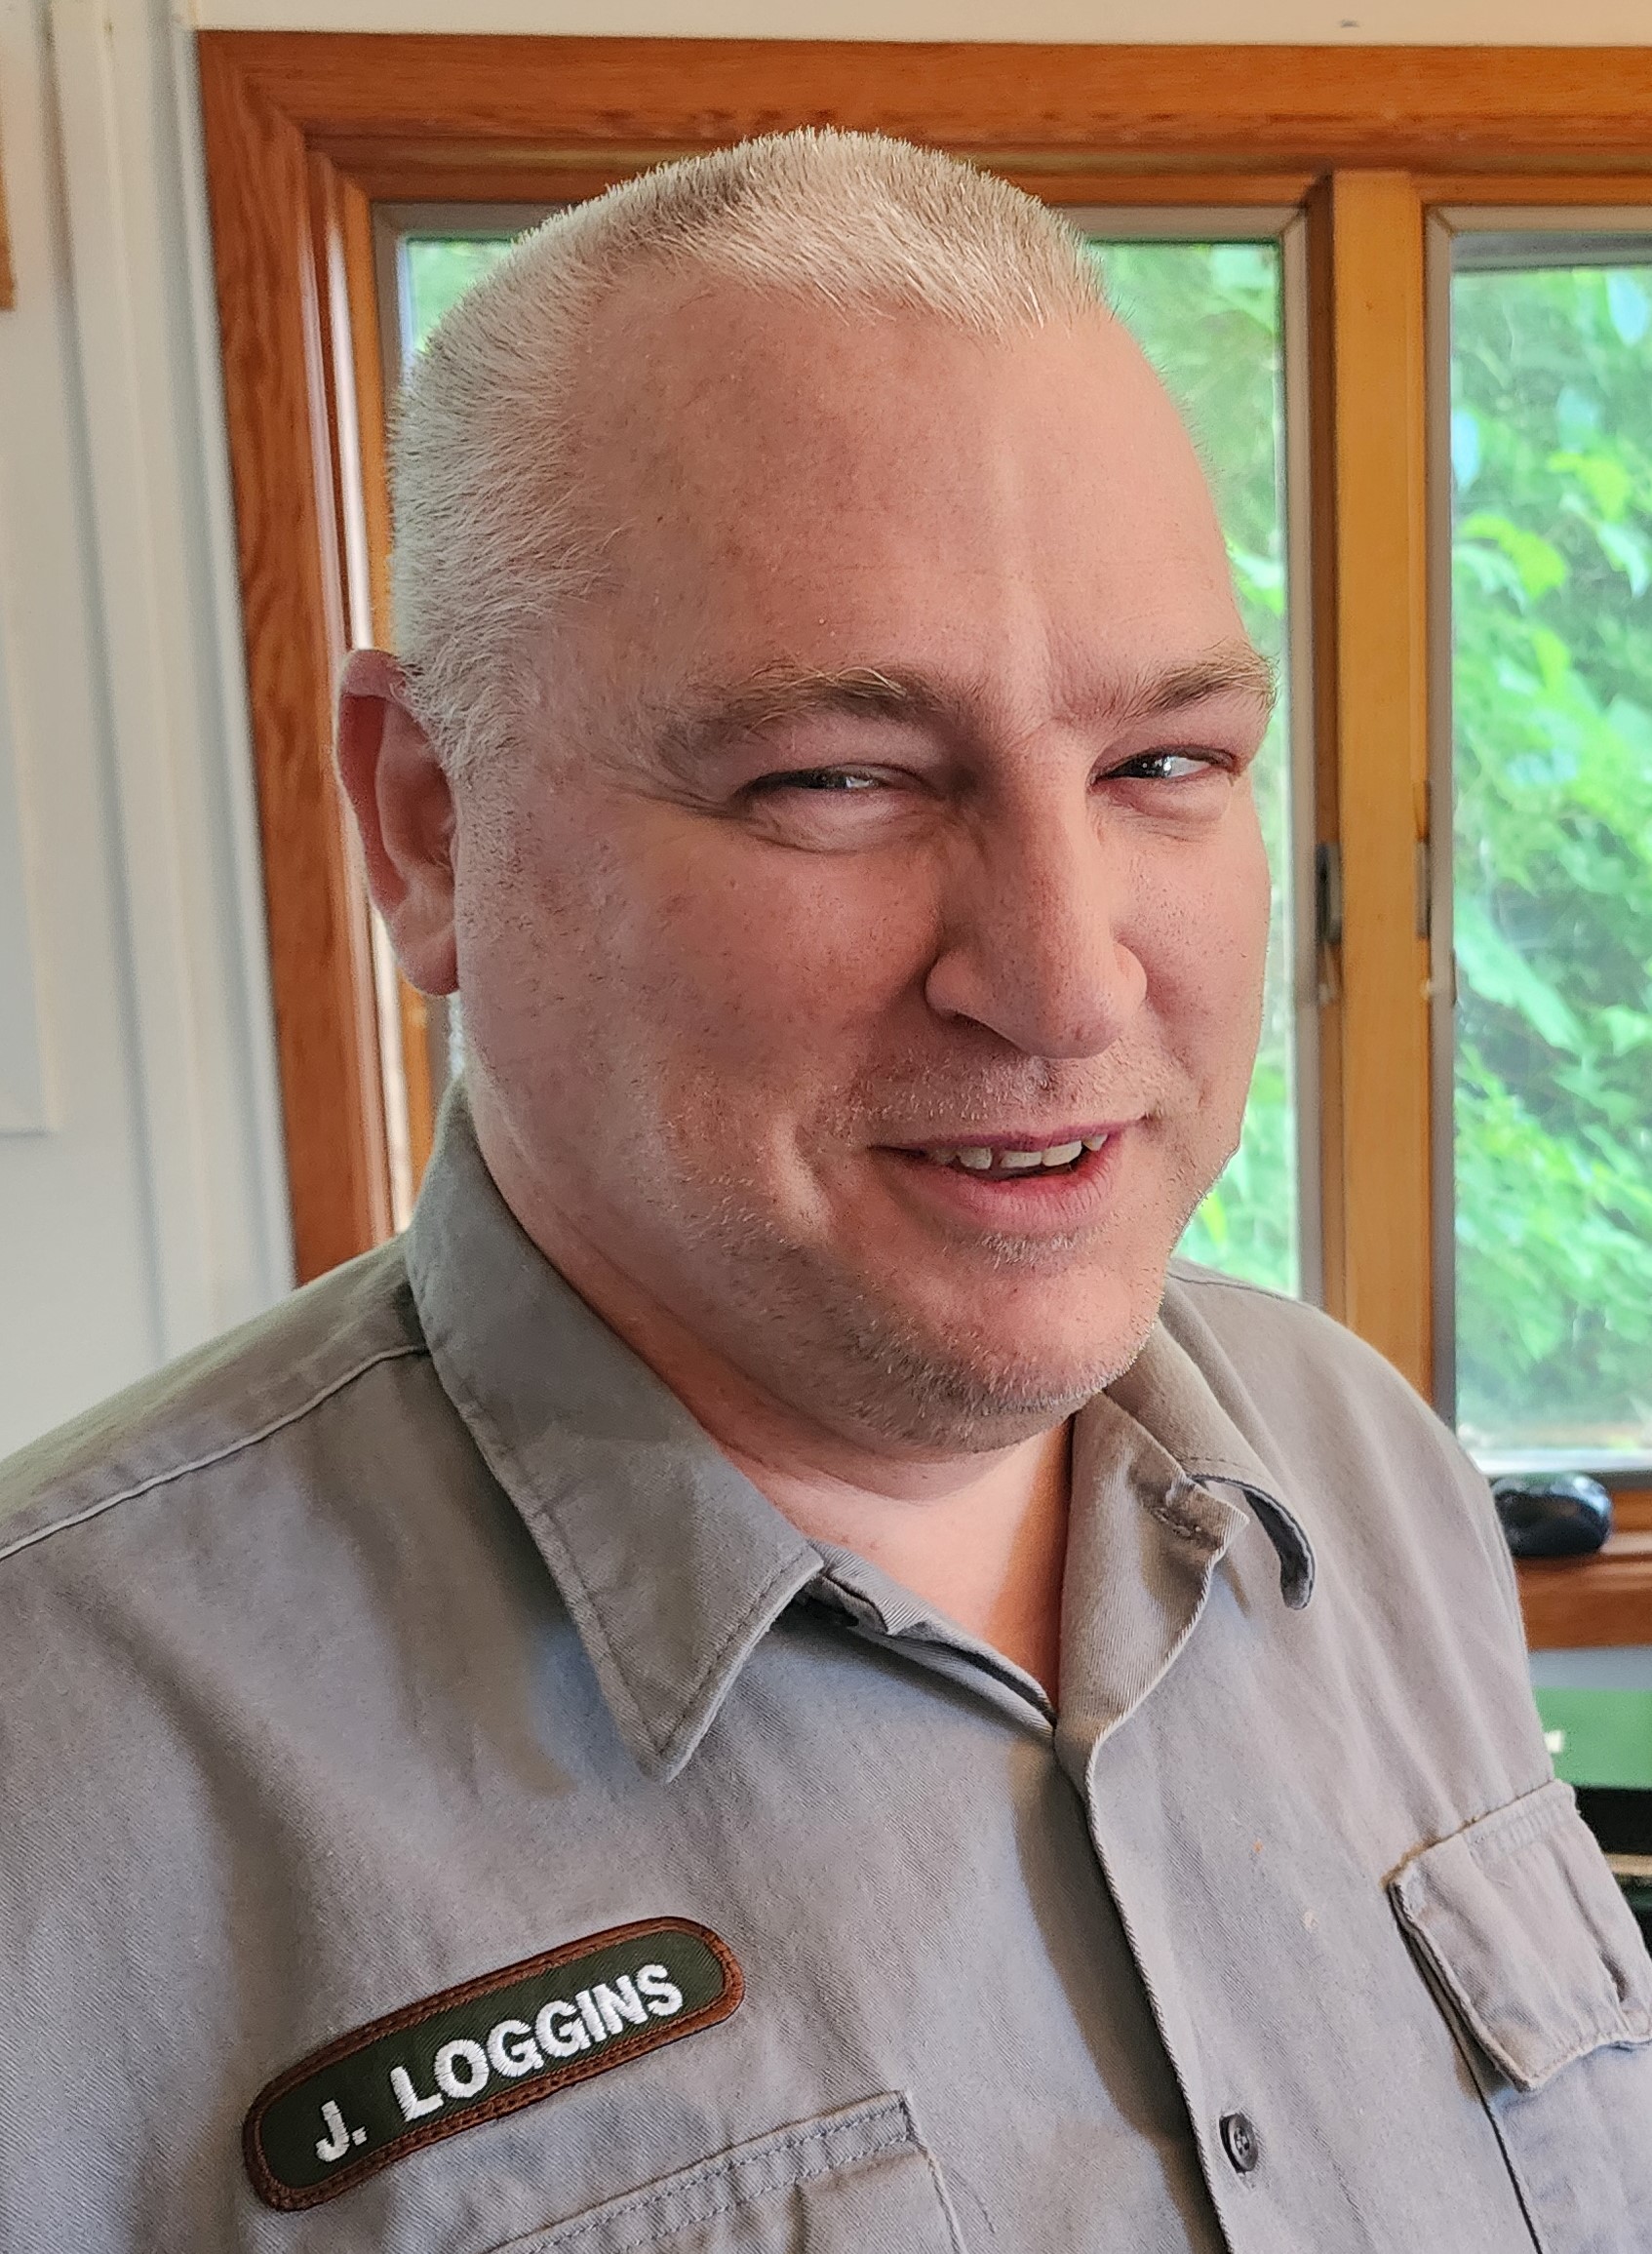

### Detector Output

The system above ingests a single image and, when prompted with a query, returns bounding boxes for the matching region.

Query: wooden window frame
[197,35,1652,1644]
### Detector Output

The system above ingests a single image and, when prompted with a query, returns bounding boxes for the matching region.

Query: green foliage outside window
[1451,262,1652,1458]
[403,236,520,347]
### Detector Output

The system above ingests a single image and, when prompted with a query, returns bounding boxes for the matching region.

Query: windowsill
[1475,1453,1652,1485]
[1519,1524,1652,1649]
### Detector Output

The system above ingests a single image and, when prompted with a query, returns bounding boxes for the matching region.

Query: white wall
[0,0,294,1457]
[0,0,1646,1459]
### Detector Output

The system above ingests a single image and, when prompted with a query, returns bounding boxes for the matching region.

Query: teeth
[919,1134,1113,1173]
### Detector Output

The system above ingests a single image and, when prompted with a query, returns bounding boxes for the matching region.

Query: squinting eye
[756,769,883,794]
[1108,750,1216,783]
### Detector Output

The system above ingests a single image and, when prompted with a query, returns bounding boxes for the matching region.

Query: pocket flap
[496,2094,966,2253]
[1391,1778,1652,2092]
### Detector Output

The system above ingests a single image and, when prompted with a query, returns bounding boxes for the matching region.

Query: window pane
[392,227,1303,1302]
[1103,241,1300,1296]
[1450,244,1652,1466]
[401,235,520,356]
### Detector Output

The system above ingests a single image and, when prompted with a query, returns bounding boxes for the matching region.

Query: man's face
[453,278,1273,1448]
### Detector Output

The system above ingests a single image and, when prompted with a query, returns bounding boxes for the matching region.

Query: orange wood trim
[327,156,1323,208]
[338,177,393,650]
[199,42,391,1280]
[200,38,1652,173]
[1304,178,1345,1327]
[956,171,1317,209]
[1315,172,1434,1394]
[1422,173,1652,207]
[1612,1491,1652,1535]
[1520,1536,1652,1649]
[0,111,14,310]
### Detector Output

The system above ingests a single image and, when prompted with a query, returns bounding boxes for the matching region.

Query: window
[1438,222,1652,1476]
[199,36,1652,1641]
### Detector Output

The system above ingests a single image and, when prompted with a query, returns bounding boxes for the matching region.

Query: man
[2,131,1647,2252]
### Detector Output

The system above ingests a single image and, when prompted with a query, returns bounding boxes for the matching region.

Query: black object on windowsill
[1573,1789,1652,1954]
[1491,1473,1613,1559]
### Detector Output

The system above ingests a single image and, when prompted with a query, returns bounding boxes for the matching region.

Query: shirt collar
[406,1089,822,1783]
[1106,1313,1317,1611]
[407,1089,1315,1782]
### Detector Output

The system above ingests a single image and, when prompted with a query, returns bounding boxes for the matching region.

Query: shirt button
[1219,2113,1261,2174]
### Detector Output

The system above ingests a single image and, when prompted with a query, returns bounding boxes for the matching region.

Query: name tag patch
[242,1917,742,2211]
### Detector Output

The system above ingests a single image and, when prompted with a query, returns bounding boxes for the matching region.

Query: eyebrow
[652,643,1278,771]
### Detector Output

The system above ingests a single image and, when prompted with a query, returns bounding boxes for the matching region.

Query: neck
[473,1093,1073,1699]
[613,1291,1074,1698]
[720,1417,1072,1701]
[658,1303,1075,1699]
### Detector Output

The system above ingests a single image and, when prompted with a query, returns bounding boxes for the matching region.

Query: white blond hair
[390,129,1107,779]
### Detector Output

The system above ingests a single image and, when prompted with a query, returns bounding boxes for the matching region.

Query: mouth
[883,1127,1121,1181]
[866,1124,1135,1242]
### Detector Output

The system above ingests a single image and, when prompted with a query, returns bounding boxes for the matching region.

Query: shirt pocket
[1391,1777,1652,2252]
[492,2093,966,2254]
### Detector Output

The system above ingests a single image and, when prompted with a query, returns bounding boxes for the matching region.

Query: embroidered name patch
[243,1918,742,2211]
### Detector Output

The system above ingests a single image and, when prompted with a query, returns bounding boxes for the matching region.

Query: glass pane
[1103,241,1300,1296]
[401,235,521,358]
[392,229,1303,1301]
[1450,243,1652,1466]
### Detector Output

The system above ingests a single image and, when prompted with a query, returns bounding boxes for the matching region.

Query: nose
[923,785,1147,1059]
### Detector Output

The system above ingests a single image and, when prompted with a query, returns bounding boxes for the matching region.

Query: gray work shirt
[3,1095,1649,2253]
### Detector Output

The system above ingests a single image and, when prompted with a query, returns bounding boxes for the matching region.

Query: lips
[872,1126,1129,1233]
[913,1134,1110,1177]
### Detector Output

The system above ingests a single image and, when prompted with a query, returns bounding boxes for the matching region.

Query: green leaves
[1454,896,1584,1054]
[402,235,522,360]
[1594,520,1651,597]
[1607,270,1651,347]
[1451,260,1652,1454]
[1458,512,1569,602]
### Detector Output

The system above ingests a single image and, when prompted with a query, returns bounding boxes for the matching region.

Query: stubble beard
[601,1048,1231,1454]
[673,1174,1171,1453]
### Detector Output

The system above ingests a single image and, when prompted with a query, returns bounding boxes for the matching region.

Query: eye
[750,768,885,795]
[1104,749,1219,784]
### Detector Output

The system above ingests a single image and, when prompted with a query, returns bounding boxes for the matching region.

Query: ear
[335,649,458,996]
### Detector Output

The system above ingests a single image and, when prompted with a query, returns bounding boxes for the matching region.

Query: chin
[833,1271,1164,1451]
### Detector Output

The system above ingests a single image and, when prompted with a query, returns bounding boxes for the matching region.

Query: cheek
[627,843,935,1066]
[448,805,622,1091]
[1134,822,1272,1063]
[459,798,935,1093]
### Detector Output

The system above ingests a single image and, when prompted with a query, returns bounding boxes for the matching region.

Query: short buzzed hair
[390,130,1107,780]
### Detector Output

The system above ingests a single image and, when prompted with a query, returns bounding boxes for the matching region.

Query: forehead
[561,276,1239,705]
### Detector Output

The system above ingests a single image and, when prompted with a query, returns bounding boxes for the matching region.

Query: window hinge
[1315,840,1343,950]
[1416,833,1433,942]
